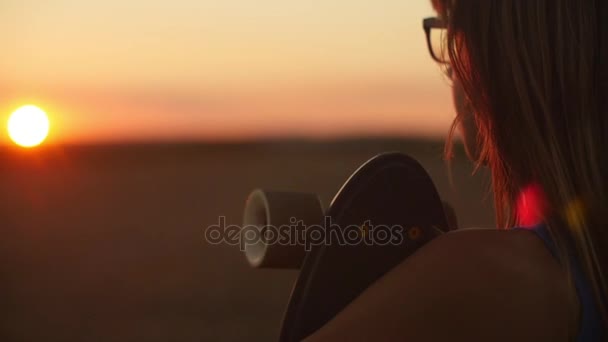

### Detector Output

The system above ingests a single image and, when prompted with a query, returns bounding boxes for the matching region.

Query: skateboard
[242,152,457,341]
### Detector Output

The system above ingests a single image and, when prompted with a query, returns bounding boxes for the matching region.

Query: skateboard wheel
[243,189,324,269]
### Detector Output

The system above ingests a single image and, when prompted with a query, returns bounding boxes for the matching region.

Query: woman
[308,1,607,340]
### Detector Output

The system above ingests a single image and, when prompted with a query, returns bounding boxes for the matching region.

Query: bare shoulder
[306,228,576,341]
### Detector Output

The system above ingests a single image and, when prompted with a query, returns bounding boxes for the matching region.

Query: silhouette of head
[429,0,608,322]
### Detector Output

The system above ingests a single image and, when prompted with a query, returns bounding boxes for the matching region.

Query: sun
[7,105,50,148]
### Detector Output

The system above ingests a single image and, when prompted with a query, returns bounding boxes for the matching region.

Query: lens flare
[516,183,547,227]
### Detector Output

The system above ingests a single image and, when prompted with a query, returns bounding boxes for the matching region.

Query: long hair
[436,0,608,324]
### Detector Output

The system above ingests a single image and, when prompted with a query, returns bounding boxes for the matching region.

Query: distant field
[0,140,495,341]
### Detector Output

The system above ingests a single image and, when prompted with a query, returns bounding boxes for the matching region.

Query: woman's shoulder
[428,227,560,268]
[307,228,576,341]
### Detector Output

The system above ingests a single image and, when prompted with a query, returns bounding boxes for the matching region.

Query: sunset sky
[0,0,453,145]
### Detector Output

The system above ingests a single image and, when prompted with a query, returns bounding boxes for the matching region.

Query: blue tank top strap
[512,224,605,341]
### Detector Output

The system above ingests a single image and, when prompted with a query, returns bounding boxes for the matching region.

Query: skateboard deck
[242,152,454,341]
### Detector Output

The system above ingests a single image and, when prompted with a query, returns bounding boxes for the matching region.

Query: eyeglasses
[423,17,449,64]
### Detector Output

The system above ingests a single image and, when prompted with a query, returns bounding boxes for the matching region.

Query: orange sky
[0,0,453,144]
